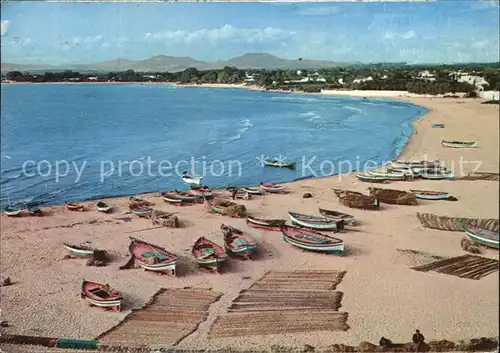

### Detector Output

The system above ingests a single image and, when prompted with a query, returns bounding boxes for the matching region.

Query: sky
[1,0,499,65]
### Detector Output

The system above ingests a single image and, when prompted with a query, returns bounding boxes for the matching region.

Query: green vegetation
[2,63,500,96]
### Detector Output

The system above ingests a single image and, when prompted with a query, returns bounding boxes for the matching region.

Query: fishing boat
[161,193,184,205]
[288,211,344,231]
[263,158,296,168]
[27,206,42,216]
[432,123,445,128]
[127,237,178,275]
[246,215,286,231]
[190,186,213,199]
[63,242,95,257]
[419,169,453,180]
[221,224,258,259]
[192,237,227,272]
[259,182,286,193]
[65,202,84,211]
[442,140,478,148]
[151,209,179,228]
[96,201,112,213]
[368,187,418,205]
[242,187,264,195]
[390,160,442,169]
[226,187,250,200]
[354,172,389,183]
[129,196,153,206]
[181,172,203,186]
[457,222,499,249]
[4,205,21,216]
[334,189,380,210]
[318,208,355,226]
[162,191,199,203]
[281,226,344,254]
[367,170,414,180]
[410,190,452,200]
[128,204,153,217]
[81,280,123,312]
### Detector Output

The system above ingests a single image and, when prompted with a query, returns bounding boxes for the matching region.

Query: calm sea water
[0,83,427,207]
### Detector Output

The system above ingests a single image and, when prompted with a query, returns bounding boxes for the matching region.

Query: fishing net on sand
[334,189,379,210]
[368,187,418,205]
[455,172,499,181]
[224,205,247,218]
[416,212,499,232]
[151,210,179,228]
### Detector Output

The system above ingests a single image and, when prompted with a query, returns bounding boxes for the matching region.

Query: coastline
[1,93,499,351]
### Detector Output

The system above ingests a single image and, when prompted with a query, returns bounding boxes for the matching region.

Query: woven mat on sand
[411,255,499,280]
[97,288,221,348]
[416,213,499,233]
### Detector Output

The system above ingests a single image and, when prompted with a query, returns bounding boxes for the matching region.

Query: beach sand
[1,97,498,351]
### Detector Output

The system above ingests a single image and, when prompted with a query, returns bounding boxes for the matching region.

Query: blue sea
[0,83,427,208]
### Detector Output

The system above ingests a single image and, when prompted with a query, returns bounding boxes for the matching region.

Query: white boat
[390,160,442,169]
[4,206,21,216]
[181,173,203,186]
[288,211,343,231]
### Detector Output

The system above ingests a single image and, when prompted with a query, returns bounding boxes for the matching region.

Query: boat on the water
[432,123,445,128]
[27,206,42,216]
[354,172,389,183]
[442,140,478,148]
[81,280,123,312]
[263,158,296,168]
[288,211,344,231]
[65,202,84,211]
[192,237,227,272]
[419,169,453,180]
[127,237,178,275]
[181,172,203,186]
[457,222,499,249]
[259,182,286,193]
[318,208,355,226]
[221,224,257,259]
[129,204,153,217]
[4,205,21,217]
[246,215,286,231]
[96,201,112,213]
[410,190,453,200]
[281,225,344,254]
[63,242,95,257]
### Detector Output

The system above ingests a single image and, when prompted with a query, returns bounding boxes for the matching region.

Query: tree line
[2,63,499,95]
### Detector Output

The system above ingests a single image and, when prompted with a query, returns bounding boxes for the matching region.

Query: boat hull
[64,244,94,257]
[246,216,285,231]
[182,175,203,186]
[288,212,341,231]
[318,209,355,226]
[410,190,450,200]
[282,232,344,255]
[136,259,178,275]
[442,141,478,148]
[458,223,499,249]
[259,183,286,193]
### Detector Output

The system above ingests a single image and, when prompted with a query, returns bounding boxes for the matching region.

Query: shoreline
[1,91,498,350]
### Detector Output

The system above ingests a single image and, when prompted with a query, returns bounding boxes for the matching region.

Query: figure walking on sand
[412,329,426,352]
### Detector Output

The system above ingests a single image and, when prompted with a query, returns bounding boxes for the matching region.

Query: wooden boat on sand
[151,209,179,228]
[263,158,296,168]
[442,140,478,148]
[129,196,154,206]
[129,204,153,217]
[281,226,344,255]
[368,187,418,205]
[28,206,42,216]
[96,201,112,213]
[242,187,265,195]
[65,202,84,211]
[318,208,355,226]
[192,237,227,272]
[419,169,453,180]
[205,198,247,218]
[432,123,445,128]
[354,172,389,183]
[334,189,380,210]
[161,191,199,203]
[221,224,257,259]
[190,186,213,199]
[288,211,344,231]
[181,172,203,186]
[390,160,442,169]
[259,182,287,193]
[81,280,123,312]
[4,205,21,216]
[126,237,178,275]
[63,242,95,257]
[457,221,499,249]
[226,187,250,200]
[367,170,414,180]
[410,190,455,201]
[246,215,286,231]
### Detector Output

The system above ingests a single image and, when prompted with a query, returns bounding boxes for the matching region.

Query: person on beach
[413,329,425,344]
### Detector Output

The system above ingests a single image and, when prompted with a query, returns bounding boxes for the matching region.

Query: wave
[300,111,321,122]
[271,96,320,103]
[343,105,363,114]
[222,118,254,144]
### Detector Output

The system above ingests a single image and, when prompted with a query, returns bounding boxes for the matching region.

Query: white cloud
[1,20,10,37]
[144,25,295,45]
[298,6,338,16]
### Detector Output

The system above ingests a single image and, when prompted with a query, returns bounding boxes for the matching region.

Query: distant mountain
[1,53,356,73]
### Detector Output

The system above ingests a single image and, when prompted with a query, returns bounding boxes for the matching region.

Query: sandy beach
[1,97,498,351]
